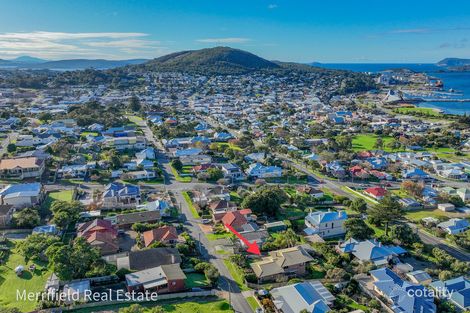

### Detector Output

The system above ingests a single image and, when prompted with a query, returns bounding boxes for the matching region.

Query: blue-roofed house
[135,147,156,160]
[337,238,407,266]
[246,163,283,179]
[437,218,469,235]
[33,224,59,235]
[213,132,233,142]
[430,276,470,311]
[402,168,430,180]
[137,199,172,217]
[270,281,335,313]
[366,157,388,170]
[304,210,348,238]
[0,183,44,208]
[173,148,202,157]
[102,182,141,208]
[370,268,436,313]
[191,136,211,145]
[194,122,210,132]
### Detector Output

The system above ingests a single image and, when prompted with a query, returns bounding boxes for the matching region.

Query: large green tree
[13,208,40,228]
[50,200,82,229]
[349,198,367,213]
[344,218,374,240]
[389,224,420,246]
[367,195,404,236]
[17,233,61,261]
[241,187,288,216]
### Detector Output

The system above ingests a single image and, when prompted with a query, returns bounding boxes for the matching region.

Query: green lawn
[340,186,378,205]
[0,245,51,312]
[223,260,250,291]
[69,299,232,313]
[405,208,463,222]
[182,191,200,218]
[246,296,260,312]
[211,142,242,152]
[170,165,192,183]
[185,273,210,288]
[43,189,75,210]
[352,134,393,152]
[127,115,144,124]
[206,232,233,241]
[396,107,443,117]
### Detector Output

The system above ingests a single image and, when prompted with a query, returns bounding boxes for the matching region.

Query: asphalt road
[139,118,253,313]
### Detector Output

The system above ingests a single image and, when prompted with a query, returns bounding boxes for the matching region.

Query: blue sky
[0,0,469,62]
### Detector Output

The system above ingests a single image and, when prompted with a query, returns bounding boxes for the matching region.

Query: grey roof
[117,248,182,271]
[251,246,313,278]
[271,281,334,313]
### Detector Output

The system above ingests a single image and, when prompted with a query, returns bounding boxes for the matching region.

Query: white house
[304,210,348,238]
[437,218,469,235]
[0,183,45,208]
[246,163,283,179]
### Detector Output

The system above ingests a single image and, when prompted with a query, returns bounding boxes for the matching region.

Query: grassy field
[0,245,51,312]
[222,260,250,291]
[211,142,242,152]
[69,299,232,313]
[170,164,192,183]
[185,273,210,288]
[206,232,233,241]
[340,186,379,205]
[43,189,75,210]
[246,296,260,312]
[405,208,464,222]
[352,134,393,152]
[182,191,200,218]
[396,107,443,117]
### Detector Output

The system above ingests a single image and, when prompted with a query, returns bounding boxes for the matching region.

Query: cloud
[267,4,278,9]
[0,31,165,59]
[386,26,470,35]
[196,37,251,44]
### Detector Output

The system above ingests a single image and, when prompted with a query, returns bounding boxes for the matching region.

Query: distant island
[0,57,148,70]
[437,58,470,71]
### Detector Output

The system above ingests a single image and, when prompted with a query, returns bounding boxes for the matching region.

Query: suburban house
[220,163,244,181]
[106,211,161,229]
[457,188,470,202]
[125,264,187,294]
[370,268,436,313]
[430,276,470,311]
[210,200,238,221]
[296,185,324,198]
[106,136,146,151]
[102,182,141,208]
[250,245,314,283]
[402,168,430,180]
[437,203,455,212]
[437,218,469,235]
[337,238,407,266]
[364,186,388,200]
[0,157,45,179]
[246,163,283,179]
[0,182,45,208]
[238,223,269,248]
[137,199,172,217]
[143,225,179,247]
[304,210,348,238]
[221,210,249,231]
[406,270,432,285]
[76,219,119,255]
[116,248,182,271]
[270,281,335,313]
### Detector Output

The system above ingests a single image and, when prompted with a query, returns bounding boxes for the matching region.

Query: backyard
[0,244,51,312]
[185,273,210,289]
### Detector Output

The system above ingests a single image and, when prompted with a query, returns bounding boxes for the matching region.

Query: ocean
[316,63,470,115]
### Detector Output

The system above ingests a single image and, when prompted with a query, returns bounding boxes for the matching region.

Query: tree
[46,237,111,280]
[368,195,404,236]
[349,198,367,213]
[171,159,183,171]
[344,218,374,240]
[119,304,145,313]
[373,137,384,150]
[17,233,61,261]
[6,143,16,153]
[50,200,82,229]
[389,224,420,246]
[128,95,141,112]
[38,112,53,122]
[207,167,224,181]
[386,138,401,151]
[241,187,287,216]
[13,208,40,228]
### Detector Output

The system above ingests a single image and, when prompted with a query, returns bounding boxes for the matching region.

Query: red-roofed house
[364,186,387,200]
[192,164,215,174]
[222,211,248,232]
[76,219,118,255]
[143,226,179,247]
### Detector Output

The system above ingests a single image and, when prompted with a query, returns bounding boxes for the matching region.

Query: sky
[0,0,469,63]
